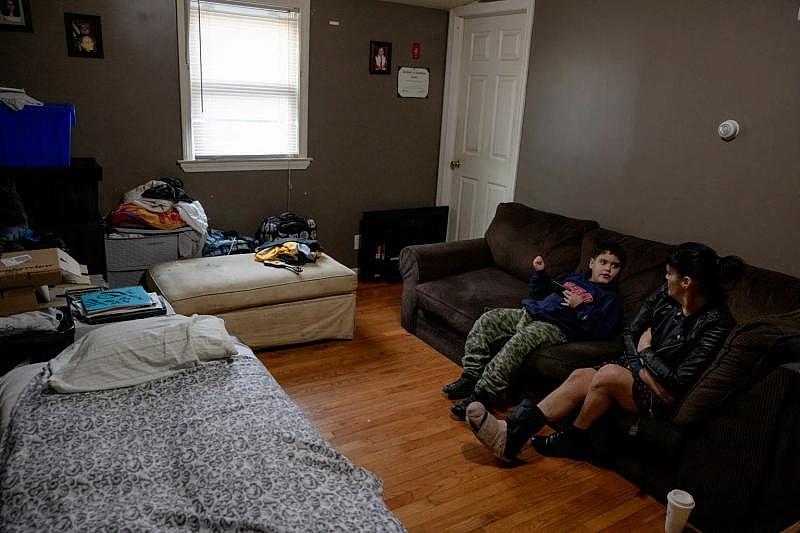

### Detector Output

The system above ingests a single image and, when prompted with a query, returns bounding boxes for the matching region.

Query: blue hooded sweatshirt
[521,270,622,341]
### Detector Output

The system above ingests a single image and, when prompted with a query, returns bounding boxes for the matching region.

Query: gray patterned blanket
[0,354,405,532]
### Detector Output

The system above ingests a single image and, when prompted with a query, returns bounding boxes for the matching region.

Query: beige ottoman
[145,253,356,350]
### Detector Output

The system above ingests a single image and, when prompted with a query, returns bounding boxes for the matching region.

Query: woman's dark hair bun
[717,255,745,285]
[667,242,745,295]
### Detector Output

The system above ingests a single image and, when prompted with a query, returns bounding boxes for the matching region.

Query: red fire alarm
[411,42,421,60]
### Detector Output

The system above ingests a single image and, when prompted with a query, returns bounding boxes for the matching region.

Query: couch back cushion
[726,265,800,323]
[578,228,672,324]
[673,310,800,425]
[485,203,598,281]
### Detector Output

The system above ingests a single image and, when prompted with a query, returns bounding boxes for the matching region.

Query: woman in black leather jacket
[466,242,744,463]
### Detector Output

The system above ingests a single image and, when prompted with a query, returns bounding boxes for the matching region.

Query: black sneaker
[451,390,490,420]
[442,374,477,400]
[531,427,591,461]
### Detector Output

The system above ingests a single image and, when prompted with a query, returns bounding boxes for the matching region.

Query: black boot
[502,399,547,460]
[442,373,478,400]
[532,426,592,461]
[450,388,491,420]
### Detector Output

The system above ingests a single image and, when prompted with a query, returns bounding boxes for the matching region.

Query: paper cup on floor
[665,489,695,533]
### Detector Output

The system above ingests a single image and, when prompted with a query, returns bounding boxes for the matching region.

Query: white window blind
[187,0,300,158]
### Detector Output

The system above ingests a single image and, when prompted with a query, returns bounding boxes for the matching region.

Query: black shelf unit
[358,206,448,281]
[3,157,105,274]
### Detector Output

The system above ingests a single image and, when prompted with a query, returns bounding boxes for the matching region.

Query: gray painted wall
[515,0,800,277]
[4,1,798,278]
[0,0,448,267]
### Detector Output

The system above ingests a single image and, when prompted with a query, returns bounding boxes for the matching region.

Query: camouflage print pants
[462,308,567,399]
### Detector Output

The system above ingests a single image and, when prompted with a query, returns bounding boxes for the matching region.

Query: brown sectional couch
[399,202,800,532]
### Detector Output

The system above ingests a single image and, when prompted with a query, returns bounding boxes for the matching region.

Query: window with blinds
[178,0,310,170]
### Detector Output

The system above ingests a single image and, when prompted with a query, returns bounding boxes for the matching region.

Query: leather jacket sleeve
[642,322,731,395]
[622,287,662,372]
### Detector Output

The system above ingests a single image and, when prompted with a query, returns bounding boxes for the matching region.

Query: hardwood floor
[258,282,672,532]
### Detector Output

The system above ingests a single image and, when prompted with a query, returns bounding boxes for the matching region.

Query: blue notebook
[80,286,152,315]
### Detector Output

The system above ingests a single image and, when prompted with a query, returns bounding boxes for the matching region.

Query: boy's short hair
[591,241,626,268]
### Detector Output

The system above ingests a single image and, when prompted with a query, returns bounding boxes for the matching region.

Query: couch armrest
[399,239,492,283]
[398,239,492,331]
[677,361,800,531]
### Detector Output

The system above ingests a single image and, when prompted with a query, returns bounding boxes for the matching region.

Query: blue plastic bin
[0,103,76,167]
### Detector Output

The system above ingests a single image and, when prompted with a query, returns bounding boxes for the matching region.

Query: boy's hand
[532,256,545,271]
[561,290,583,308]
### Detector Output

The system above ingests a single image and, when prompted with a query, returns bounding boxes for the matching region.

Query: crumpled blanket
[108,203,188,230]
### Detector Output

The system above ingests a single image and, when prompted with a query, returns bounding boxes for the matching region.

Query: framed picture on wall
[369,41,391,75]
[64,13,104,58]
[0,0,32,32]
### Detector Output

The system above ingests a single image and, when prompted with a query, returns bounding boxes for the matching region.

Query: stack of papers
[69,286,167,324]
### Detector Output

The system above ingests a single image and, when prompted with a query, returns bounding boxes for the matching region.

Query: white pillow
[48,314,237,393]
[0,362,47,435]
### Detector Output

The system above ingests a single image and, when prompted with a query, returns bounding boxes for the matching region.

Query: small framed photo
[0,0,32,32]
[64,13,104,58]
[369,41,391,75]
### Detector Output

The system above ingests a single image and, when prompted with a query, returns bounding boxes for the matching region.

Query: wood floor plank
[258,282,673,532]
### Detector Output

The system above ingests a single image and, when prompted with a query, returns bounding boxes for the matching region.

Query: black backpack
[255,212,317,245]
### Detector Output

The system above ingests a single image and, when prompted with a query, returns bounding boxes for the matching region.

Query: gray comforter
[0,354,405,532]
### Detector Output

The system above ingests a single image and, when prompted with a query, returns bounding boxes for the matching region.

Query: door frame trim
[435,0,535,228]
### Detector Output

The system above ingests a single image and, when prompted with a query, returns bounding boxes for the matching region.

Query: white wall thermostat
[718,119,740,142]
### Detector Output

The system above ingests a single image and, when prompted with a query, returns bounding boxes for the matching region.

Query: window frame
[175,0,311,172]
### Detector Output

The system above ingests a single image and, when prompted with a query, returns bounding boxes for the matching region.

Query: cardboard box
[51,273,107,298]
[0,249,85,289]
[0,285,67,317]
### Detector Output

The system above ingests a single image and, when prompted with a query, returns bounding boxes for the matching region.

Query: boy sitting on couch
[444,241,625,419]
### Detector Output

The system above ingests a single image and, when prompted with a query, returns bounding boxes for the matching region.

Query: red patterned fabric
[109,203,187,230]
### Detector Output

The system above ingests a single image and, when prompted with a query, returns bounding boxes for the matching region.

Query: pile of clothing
[108,178,208,258]
[254,238,322,274]
[203,229,258,257]
[109,178,207,235]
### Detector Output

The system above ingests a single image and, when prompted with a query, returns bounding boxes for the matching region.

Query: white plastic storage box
[105,227,198,288]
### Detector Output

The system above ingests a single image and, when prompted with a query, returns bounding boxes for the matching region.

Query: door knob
[449,160,461,169]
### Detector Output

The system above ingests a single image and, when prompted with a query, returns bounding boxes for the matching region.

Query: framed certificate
[397,67,429,98]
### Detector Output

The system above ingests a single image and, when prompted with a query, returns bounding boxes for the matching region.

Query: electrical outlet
[354,234,361,250]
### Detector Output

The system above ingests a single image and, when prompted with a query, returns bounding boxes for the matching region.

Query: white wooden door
[437,1,534,240]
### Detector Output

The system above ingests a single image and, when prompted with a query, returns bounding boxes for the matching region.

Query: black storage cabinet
[358,206,448,281]
[0,305,75,375]
[4,157,105,274]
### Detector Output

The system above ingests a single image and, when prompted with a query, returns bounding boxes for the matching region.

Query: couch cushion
[485,203,597,282]
[673,310,800,425]
[578,228,672,324]
[147,253,356,315]
[415,267,527,336]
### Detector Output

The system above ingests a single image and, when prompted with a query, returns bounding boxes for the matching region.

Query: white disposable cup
[665,489,695,533]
